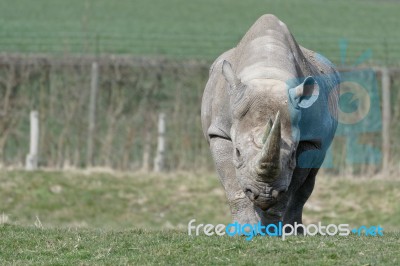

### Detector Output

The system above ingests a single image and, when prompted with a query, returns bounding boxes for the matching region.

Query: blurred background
[0,0,399,230]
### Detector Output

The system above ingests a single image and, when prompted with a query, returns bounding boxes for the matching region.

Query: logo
[289,39,382,168]
[187,219,384,241]
[337,81,371,125]
[331,39,382,166]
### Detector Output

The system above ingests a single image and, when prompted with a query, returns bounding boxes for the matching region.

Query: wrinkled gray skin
[201,14,340,227]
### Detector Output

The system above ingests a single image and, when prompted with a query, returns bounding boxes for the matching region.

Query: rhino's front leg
[210,137,265,224]
[283,168,318,226]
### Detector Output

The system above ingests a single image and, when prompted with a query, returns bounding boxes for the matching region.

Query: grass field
[0,0,399,64]
[1,225,399,265]
[0,170,399,264]
[1,170,400,231]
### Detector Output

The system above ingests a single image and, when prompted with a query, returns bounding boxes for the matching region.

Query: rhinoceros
[201,14,340,227]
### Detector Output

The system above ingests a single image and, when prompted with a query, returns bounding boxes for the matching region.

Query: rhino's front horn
[255,111,281,182]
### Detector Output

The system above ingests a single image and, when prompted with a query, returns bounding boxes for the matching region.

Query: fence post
[154,113,166,172]
[141,133,151,172]
[26,110,39,170]
[87,62,99,167]
[381,67,391,173]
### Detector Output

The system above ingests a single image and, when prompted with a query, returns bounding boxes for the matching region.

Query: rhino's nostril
[244,187,259,201]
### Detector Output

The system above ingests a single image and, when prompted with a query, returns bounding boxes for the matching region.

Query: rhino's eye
[234,148,244,168]
[235,148,241,158]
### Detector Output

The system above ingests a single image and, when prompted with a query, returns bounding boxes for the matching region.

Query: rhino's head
[222,60,319,211]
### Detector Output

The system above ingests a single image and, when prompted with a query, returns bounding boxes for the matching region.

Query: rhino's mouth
[244,184,285,211]
[254,193,277,211]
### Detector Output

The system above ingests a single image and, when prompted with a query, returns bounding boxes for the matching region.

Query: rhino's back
[231,14,309,82]
[201,14,340,146]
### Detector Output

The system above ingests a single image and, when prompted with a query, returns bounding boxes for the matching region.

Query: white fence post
[26,110,39,170]
[154,113,166,172]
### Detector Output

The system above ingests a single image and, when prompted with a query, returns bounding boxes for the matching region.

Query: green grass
[0,225,399,265]
[0,0,399,64]
[1,170,400,231]
[0,170,230,230]
[0,170,399,264]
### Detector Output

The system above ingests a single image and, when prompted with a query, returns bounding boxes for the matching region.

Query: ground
[0,170,399,264]
[1,225,399,265]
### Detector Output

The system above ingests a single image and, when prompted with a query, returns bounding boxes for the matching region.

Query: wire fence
[0,54,399,175]
[1,32,400,65]
[0,54,211,171]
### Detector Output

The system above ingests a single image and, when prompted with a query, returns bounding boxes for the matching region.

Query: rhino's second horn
[256,111,281,182]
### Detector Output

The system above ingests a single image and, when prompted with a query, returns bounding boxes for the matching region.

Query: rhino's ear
[289,76,319,108]
[222,60,241,96]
